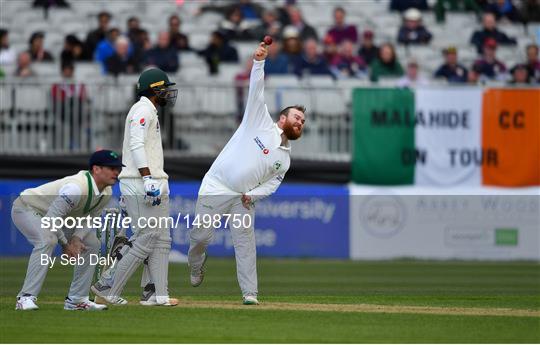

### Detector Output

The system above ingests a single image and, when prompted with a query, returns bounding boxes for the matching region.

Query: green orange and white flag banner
[414,87,483,186]
[352,87,540,187]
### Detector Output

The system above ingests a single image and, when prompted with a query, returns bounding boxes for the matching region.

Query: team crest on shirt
[273,161,282,171]
[139,118,146,126]
[254,137,269,155]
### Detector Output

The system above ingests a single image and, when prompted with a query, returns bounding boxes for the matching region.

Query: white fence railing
[0,79,352,161]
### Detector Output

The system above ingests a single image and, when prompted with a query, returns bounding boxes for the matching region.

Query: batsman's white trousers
[188,177,257,297]
[119,178,171,240]
[118,178,171,294]
[11,198,101,301]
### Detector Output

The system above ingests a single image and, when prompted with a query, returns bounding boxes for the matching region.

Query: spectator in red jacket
[331,40,367,79]
[51,62,90,149]
[473,38,507,80]
[358,30,378,65]
[327,7,358,44]
[322,34,339,65]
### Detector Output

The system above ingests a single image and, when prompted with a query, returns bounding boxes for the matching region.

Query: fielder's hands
[143,175,162,206]
[63,236,87,257]
[241,194,253,210]
[253,42,268,61]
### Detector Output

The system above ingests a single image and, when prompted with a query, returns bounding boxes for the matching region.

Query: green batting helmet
[137,68,178,106]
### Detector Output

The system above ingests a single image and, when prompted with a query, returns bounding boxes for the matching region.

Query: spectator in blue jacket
[105,36,140,76]
[95,28,120,72]
[294,38,333,78]
[397,8,433,45]
[470,12,517,53]
[390,0,429,12]
[434,46,468,82]
[265,40,290,75]
[485,0,522,23]
[198,31,239,75]
[144,31,179,73]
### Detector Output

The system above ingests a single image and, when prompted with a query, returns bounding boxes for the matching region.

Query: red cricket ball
[263,35,273,46]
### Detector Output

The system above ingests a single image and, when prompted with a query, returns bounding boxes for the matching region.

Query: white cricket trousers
[188,188,257,297]
[11,198,101,301]
[117,178,171,299]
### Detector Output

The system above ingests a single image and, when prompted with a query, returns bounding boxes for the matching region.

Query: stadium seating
[0,0,537,158]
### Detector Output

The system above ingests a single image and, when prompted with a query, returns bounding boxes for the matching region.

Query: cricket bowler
[12,150,123,310]
[188,41,305,305]
[91,67,179,306]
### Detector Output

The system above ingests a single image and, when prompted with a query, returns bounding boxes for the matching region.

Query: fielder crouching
[11,150,123,311]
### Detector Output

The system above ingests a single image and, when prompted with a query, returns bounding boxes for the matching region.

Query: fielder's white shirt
[20,171,111,243]
[203,60,290,201]
[119,96,168,179]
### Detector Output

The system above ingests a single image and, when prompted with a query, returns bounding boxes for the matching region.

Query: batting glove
[143,175,162,206]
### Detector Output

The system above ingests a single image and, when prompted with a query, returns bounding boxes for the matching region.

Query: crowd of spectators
[0,0,539,85]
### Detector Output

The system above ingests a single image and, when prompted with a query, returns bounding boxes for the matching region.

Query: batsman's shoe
[242,296,259,305]
[190,253,207,287]
[15,295,39,310]
[140,283,178,306]
[91,282,128,305]
[140,294,179,307]
[64,298,108,311]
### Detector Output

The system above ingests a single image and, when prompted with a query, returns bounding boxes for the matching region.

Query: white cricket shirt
[202,60,290,201]
[119,96,168,179]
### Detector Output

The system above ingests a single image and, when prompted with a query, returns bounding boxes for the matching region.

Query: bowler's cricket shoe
[140,283,179,306]
[190,253,207,287]
[91,281,128,305]
[64,297,108,311]
[242,295,259,305]
[15,295,39,310]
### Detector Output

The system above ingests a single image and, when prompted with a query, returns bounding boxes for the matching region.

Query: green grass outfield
[1,258,539,343]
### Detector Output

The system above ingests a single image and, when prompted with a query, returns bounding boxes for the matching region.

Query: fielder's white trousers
[188,177,257,297]
[11,198,100,301]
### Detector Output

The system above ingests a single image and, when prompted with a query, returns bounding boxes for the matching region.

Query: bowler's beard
[282,120,302,140]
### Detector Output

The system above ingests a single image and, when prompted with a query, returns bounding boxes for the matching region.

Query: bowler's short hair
[279,105,306,117]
